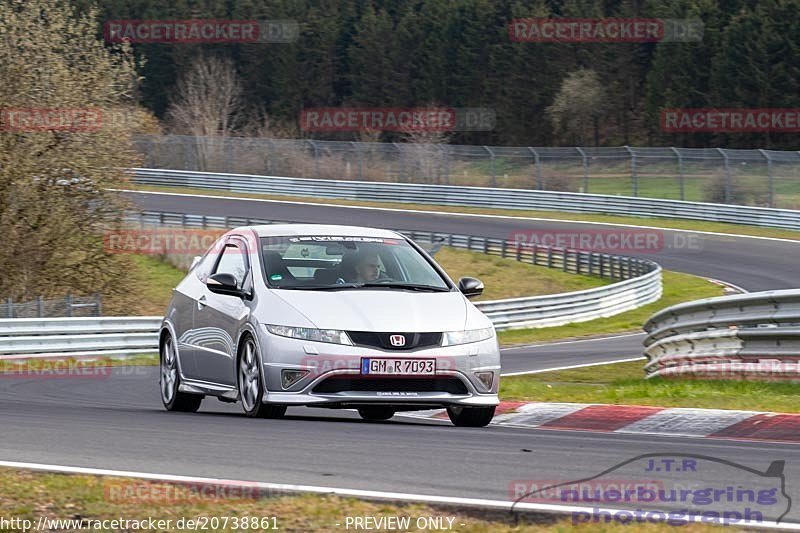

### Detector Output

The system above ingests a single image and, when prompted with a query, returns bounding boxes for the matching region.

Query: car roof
[234,224,404,239]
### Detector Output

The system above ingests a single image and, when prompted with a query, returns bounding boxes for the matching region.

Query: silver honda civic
[159,224,500,427]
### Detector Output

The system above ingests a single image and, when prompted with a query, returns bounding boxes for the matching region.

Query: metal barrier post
[576,147,589,193]
[624,146,637,197]
[759,149,773,207]
[528,147,542,189]
[484,146,496,187]
[670,147,685,201]
[717,148,732,204]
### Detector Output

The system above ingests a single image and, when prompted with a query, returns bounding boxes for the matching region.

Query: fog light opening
[281,369,310,389]
[475,371,494,391]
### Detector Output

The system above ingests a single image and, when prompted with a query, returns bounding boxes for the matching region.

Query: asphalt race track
[2,189,798,525]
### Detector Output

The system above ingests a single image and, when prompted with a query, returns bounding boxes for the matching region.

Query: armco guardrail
[128,211,662,331]
[0,317,160,359]
[131,168,800,230]
[643,290,800,380]
[134,135,800,208]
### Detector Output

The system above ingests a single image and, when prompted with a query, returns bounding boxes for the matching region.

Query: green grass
[496,271,724,346]
[128,183,800,241]
[500,360,800,413]
[0,467,724,533]
[105,254,190,316]
[434,246,607,301]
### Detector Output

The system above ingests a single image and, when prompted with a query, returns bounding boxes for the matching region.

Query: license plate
[360,358,436,376]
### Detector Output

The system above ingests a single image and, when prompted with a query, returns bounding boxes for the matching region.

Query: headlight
[265,324,352,345]
[441,327,495,346]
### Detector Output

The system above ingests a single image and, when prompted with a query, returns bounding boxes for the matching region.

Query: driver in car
[351,251,382,283]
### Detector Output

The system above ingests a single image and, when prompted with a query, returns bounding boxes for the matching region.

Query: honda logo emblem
[389,334,406,347]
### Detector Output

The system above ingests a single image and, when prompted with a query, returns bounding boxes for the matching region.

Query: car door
[172,244,221,381]
[192,236,251,386]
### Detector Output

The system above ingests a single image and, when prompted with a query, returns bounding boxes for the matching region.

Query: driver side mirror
[458,277,484,298]
[207,272,243,297]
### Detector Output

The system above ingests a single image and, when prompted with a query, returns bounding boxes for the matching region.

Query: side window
[194,248,220,283]
[214,242,248,288]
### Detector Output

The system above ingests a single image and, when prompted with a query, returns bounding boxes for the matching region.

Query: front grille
[347,331,442,351]
[312,376,468,395]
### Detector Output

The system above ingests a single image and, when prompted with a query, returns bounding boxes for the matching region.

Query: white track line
[502,357,646,377]
[502,332,644,352]
[115,189,800,245]
[0,460,796,530]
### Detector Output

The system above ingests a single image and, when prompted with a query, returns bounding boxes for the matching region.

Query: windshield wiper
[358,282,450,292]
[272,283,450,292]
[273,284,360,290]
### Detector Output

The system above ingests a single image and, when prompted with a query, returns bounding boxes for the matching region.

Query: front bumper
[258,329,501,409]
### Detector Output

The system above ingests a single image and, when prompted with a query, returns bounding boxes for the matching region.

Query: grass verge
[434,247,606,301]
[127,183,800,241]
[0,468,722,532]
[496,271,724,346]
[500,360,799,413]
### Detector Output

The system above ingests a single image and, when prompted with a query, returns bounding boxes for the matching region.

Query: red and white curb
[406,402,800,443]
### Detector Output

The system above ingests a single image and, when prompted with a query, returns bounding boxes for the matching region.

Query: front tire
[358,407,395,421]
[160,333,202,413]
[446,406,495,427]
[238,335,286,419]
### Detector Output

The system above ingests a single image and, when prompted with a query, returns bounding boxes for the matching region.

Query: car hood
[268,289,470,332]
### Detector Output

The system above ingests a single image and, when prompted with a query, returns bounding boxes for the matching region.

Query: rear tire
[238,335,287,419]
[357,407,395,421]
[160,333,203,413]
[446,406,495,427]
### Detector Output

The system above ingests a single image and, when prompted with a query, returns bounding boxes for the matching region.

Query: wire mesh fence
[2,294,102,318]
[133,135,800,209]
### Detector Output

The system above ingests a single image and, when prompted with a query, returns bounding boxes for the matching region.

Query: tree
[546,69,608,146]
[0,0,149,309]
[165,54,246,170]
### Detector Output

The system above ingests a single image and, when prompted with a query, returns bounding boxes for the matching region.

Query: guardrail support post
[5,298,11,318]
[36,296,43,318]
[483,146,496,187]
[624,146,637,197]
[308,140,320,178]
[759,149,774,207]
[95,293,102,317]
[65,294,73,317]
[528,147,542,189]
[670,147,685,201]
[576,147,589,193]
[717,148,732,204]
[393,143,404,182]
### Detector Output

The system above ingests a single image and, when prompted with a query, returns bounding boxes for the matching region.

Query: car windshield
[260,236,450,291]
